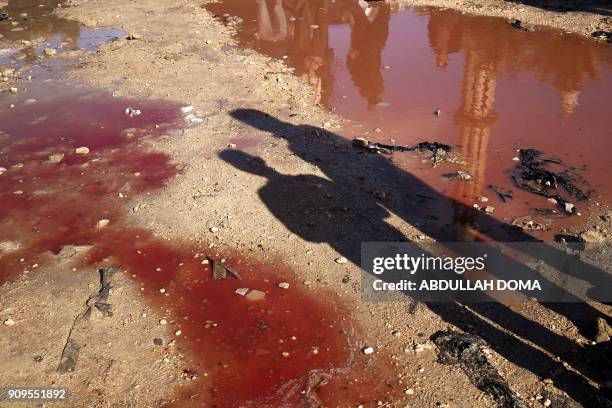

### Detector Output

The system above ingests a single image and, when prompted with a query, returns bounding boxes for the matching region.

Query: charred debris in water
[511,149,592,216]
[353,136,595,231]
[352,138,464,167]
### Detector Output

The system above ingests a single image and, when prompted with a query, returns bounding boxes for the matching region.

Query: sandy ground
[0,0,610,407]
[395,0,611,38]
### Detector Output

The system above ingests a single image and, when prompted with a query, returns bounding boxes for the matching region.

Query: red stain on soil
[0,88,400,406]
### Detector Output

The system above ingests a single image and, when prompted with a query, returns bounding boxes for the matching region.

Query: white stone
[96,219,110,228]
[362,346,374,355]
[235,288,249,296]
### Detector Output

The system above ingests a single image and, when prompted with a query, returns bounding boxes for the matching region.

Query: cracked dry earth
[0,0,611,407]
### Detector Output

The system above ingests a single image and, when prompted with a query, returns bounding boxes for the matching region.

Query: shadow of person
[224,108,611,406]
[218,149,408,263]
[505,0,611,16]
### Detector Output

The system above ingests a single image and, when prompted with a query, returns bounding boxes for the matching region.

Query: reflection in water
[206,0,611,239]
[0,1,124,65]
[425,9,609,240]
[428,11,499,241]
[344,0,390,109]
[1,1,79,63]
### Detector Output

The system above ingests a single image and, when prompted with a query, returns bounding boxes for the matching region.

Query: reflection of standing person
[345,0,390,110]
[255,0,288,42]
[288,0,334,105]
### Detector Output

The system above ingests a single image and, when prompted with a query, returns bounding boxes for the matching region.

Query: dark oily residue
[432,330,529,408]
[511,149,592,215]
[352,138,463,166]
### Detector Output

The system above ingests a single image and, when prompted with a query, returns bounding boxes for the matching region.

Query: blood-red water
[205,0,612,239]
[0,87,400,406]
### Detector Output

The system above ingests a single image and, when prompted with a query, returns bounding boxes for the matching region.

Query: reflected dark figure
[344,0,390,109]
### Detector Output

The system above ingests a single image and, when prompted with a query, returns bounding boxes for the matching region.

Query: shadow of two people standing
[220,108,611,407]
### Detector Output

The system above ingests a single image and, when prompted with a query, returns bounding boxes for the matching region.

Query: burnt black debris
[511,149,592,215]
[488,185,513,202]
[352,138,462,166]
[443,171,472,181]
[352,137,412,154]
[510,19,534,32]
[592,31,612,43]
[432,330,529,408]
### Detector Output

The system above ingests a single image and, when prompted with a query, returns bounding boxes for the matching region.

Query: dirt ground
[1,0,611,407]
[396,0,611,38]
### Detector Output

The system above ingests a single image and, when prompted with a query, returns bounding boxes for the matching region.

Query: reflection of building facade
[426,10,606,241]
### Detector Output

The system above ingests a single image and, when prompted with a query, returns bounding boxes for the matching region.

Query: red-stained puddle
[205,0,612,240]
[1,0,400,399]
[0,85,400,406]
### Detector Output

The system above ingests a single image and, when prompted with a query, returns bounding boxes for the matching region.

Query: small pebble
[235,288,249,296]
[96,219,110,228]
[245,289,266,301]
